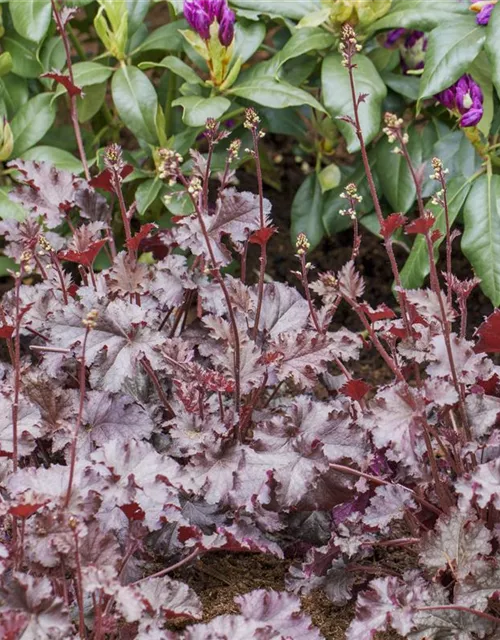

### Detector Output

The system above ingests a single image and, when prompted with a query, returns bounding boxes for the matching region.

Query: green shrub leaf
[112,65,159,145]
[419,16,485,100]
[322,53,386,153]
[11,93,56,156]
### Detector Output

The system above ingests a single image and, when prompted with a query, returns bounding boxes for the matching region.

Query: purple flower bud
[476,3,494,25]
[436,88,455,109]
[460,107,483,127]
[183,0,198,29]
[218,7,235,47]
[194,8,212,39]
[384,28,406,47]
[209,0,226,22]
[401,30,427,73]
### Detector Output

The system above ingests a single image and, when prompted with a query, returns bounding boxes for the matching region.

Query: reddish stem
[51,0,90,181]
[64,327,89,508]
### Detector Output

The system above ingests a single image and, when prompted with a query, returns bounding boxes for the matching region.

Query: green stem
[165,73,178,139]
[67,23,87,60]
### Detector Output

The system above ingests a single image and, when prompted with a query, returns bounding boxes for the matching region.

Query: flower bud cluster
[429,157,449,182]
[339,24,362,68]
[82,309,98,330]
[158,149,183,184]
[339,183,362,219]
[184,0,235,47]
[295,233,310,256]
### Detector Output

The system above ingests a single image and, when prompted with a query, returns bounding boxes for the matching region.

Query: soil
[170,552,401,639]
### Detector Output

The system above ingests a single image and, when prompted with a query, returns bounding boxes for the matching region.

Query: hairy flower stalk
[339,182,362,259]
[50,0,90,181]
[384,114,471,441]
[339,25,414,341]
[104,144,133,252]
[245,109,270,340]
[158,144,242,426]
[430,157,453,304]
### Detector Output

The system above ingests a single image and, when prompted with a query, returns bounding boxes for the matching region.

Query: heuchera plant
[3,18,500,640]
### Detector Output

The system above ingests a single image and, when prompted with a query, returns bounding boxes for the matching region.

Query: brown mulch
[170,552,403,639]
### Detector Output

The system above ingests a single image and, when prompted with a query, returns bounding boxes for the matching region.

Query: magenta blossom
[184,0,236,46]
[384,29,428,74]
[436,74,484,128]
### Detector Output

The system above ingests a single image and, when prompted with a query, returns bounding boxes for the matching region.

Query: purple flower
[384,29,427,74]
[218,7,236,47]
[184,0,235,46]
[436,74,484,128]
[476,2,494,24]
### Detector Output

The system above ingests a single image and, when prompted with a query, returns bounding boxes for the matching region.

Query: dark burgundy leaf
[126,223,158,252]
[41,71,83,97]
[475,309,500,353]
[405,215,435,235]
[89,165,133,193]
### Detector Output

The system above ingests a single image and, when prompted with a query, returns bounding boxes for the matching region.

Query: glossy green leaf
[10,0,52,43]
[3,34,42,78]
[126,0,149,35]
[419,16,485,100]
[11,93,56,157]
[0,52,12,78]
[39,37,66,76]
[485,4,500,101]
[77,82,108,122]
[375,128,418,213]
[290,173,325,251]
[112,66,159,145]
[172,95,231,127]
[462,174,500,306]
[400,178,472,290]
[21,146,84,173]
[0,187,26,221]
[133,19,186,54]
[369,0,468,34]
[0,75,28,119]
[233,18,266,65]
[322,53,386,152]
[382,72,420,101]
[276,28,332,71]
[228,78,325,112]
[136,178,163,215]
[55,63,114,99]
[231,0,321,20]
[432,130,481,179]
[139,56,203,85]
